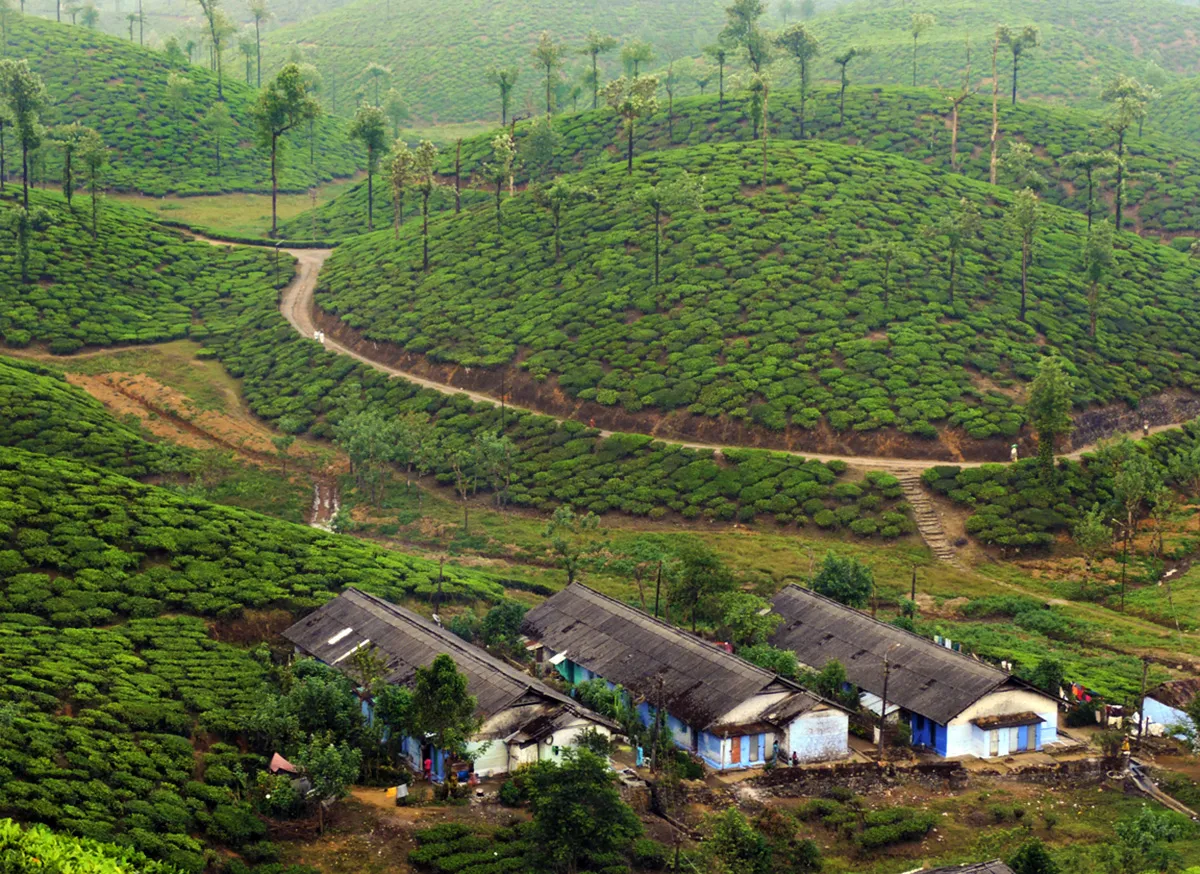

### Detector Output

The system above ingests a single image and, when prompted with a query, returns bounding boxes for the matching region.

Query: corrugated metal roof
[924,862,1014,874]
[769,585,1052,725]
[521,583,823,730]
[282,588,580,722]
[1148,678,1200,711]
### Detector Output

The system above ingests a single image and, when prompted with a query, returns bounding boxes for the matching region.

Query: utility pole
[911,566,917,602]
[878,644,901,760]
[653,560,663,618]
[1136,655,1151,747]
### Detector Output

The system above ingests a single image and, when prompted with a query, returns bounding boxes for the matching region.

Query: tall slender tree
[909,12,935,87]
[944,37,974,172]
[620,39,654,77]
[927,196,981,305]
[1008,187,1040,322]
[722,0,771,73]
[485,66,518,126]
[2,203,51,282]
[988,25,1003,185]
[579,30,617,109]
[0,59,46,208]
[349,104,388,232]
[634,171,704,291]
[51,122,89,207]
[482,131,515,230]
[1062,149,1116,229]
[604,75,658,174]
[532,31,565,115]
[999,24,1039,106]
[775,23,819,139]
[705,43,729,108]
[1026,357,1073,479]
[386,139,414,236]
[203,101,232,179]
[532,178,596,260]
[251,63,319,236]
[76,128,105,238]
[1102,75,1151,232]
[383,87,407,138]
[833,47,862,127]
[364,62,390,105]
[248,0,269,87]
[192,0,229,98]
[238,34,255,84]
[413,139,438,271]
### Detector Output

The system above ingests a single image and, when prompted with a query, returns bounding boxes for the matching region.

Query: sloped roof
[521,583,823,730]
[282,588,581,723]
[924,862,1014,874]
[1148,678,1200,711]
[769,585,1053,725]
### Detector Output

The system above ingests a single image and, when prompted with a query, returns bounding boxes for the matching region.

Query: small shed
[282,588,617,781]
[1142,678,1200,739]
[769,586,1060,759]
[522,583,851,769]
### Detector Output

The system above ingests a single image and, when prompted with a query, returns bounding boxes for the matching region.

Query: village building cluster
[284,583,1065,781]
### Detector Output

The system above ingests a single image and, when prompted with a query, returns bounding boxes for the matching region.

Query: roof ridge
[563,582,785,685]
[341,587,575,708]
[775,584,1009,683]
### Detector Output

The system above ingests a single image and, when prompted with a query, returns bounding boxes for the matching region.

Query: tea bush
[317,139,1200,440]
[0,356,186,476]
[0,818,181,874]
[11,16,359,195]
[4,187,911,534]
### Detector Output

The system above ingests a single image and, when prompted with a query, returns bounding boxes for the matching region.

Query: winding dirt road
[268,244,1185,474]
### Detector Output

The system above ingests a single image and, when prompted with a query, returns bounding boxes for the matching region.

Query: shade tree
[532,177,596,260]
[578,30,618,110]
[413,138,438,270]
[774,23,819,138]
[485,66,519,126]
[633,169,704,289]
[620,38,654,77]
[604,74,658,173]
[998,24,1040,106]
[531,31,565,115]
[0,58,46,207]
[1026,357,1073,478]
[722,0,771,74]
[1007,187,1040,321]
[909,12,935,87]
[1082,220,1114,339]
[1102,75,1153,231]
[349,104,388,231]
[251,62,320,237]
[202,102,232,180]
[386,139,414,235]
[481,130,515,229]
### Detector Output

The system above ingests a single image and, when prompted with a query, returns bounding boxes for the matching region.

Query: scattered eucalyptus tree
[926,197,981,305]
[386,139,414,235]
[604,75,658,174]
[909,12,935,87]
[1102,74,1152,231]
[998,24,1039,106]
[203,101,232,179]
[579,30,617,109]
[364,62,390,106]
[532,31,565,115]
[485,66,518,126]
[1062,150,1116,229]
[832,47,863,127]
[532,178,596,260]
[77,127,105,237]
[0,58,47,208]
[414,139,438,270]
[248,0,269,87]
[1007,187,1040,321]
[634,171,704,290]
[191,0,230,98]
[620,39,654,77]
[349,104,388,231]
[722,0,771,73]
[704,43,728,108]
[383,88,407,138]
[775,23,819,138]
[251,63,320,236]
[2,202,51,282]
[483,131,515,229]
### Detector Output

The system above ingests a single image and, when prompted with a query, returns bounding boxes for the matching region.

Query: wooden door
[730,736,742,765]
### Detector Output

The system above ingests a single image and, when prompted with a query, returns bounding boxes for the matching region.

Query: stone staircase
[897,473,966,569]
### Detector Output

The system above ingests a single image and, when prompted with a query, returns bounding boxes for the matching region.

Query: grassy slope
[288,85,1200,241]
[1156,76,1200,143]
[805,0,1200,107]
[260,0,727,123]
[9,15,359,195]
[0,355,186,476]
[316,139,1200,441]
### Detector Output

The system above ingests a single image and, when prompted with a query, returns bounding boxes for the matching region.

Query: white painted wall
[946,688,1060,758]
[787,708,849,762]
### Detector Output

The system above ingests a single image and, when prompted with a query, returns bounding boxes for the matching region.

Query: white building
[522,583,851,770]
[283,588,616,781]
[770,586,1061,759]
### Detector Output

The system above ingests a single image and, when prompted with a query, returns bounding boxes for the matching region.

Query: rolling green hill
[7,15,359,195]
[316,139,1200,445]
[283,85,1200,241]
[1155,76,1200,144]
[0,356,187,476]
[805,0,1199,108]
[260,0,727,123]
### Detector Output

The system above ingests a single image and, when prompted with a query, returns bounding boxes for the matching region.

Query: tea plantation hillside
[259,0,726,123]
[805,0,1199,107]
[0,819,178,874]
[0,188,283,352]
[283,85,1200,241]
[0,356,187,477]
[0,445,503,867]
[1155,77,1200,144]
[1,186,915,534]
[316,139,1200,446]
[7,16,359,195]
